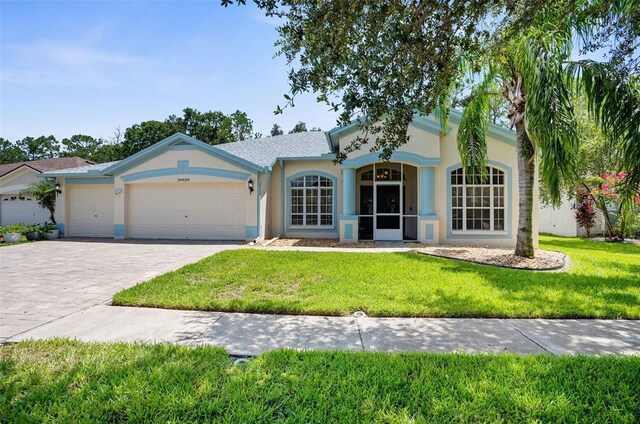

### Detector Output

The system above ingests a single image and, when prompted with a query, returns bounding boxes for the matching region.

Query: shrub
[573,189,597,237]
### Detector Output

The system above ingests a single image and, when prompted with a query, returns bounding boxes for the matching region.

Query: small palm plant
[20,181,58,224]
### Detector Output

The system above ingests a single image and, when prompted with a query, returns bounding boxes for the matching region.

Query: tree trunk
[514,121,535,258]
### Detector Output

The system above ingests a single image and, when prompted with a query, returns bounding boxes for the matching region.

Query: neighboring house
[540,194,606,237]
[0,157,94,226]
[41,111,538,248]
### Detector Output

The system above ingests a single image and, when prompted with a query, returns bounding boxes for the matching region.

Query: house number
[177,178,190,182]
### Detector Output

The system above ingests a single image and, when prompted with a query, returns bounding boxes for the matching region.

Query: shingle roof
[216,131,333,168]
[0,157,95,177]
[43,161,120,175]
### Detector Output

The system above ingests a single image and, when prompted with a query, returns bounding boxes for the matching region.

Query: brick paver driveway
[0,239,241,342]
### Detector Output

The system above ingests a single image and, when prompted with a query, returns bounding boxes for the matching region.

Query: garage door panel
[0,195,50,226]
[126,183,246,240]
[68,186,114,237]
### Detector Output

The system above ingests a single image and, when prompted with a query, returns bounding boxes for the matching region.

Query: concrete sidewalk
[6,305,639,356]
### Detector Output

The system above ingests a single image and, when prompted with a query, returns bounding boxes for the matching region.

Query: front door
[375,183,402,240]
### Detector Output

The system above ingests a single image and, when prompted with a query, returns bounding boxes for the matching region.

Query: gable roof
[216,131,333,168]
[0,157,94,178]
[325,110,516,150]
[99,133,265,175]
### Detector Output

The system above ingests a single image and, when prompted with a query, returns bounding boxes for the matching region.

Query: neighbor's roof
[0,157,94,178]
[216,131,333,168]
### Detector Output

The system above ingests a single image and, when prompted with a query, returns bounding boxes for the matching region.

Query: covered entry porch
[339,153,440,244]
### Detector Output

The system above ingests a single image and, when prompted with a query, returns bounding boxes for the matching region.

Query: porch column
[340,167,358,243]
[342,167,356,216]
[419,166,439,244]
[419,167,435,216]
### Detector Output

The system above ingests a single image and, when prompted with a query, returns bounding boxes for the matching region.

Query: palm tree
[448,6,638,258]
[20,181,58,224]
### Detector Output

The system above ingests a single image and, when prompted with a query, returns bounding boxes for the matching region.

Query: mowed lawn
[2,340,639,423]
[112,235,640,318]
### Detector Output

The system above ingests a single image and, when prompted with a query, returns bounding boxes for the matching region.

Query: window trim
[450,166,505,232]
[286,171,337,232]
[446,161,512,240]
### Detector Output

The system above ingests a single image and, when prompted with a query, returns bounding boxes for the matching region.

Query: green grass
[0,235,35,247]
[112,235,640,319]
[1,340,639,423]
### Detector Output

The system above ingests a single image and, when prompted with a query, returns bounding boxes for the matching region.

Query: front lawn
[112,235,640,318]
[2,340,639,422]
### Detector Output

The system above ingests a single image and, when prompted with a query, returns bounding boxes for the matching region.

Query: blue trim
[56,223,65,236]
[121,161,251,183]
[285,170,338,234]
[342,168,356,215]
[100,133,265,175]
[65,177,114,185]
[344,223,353,239]
[341,151,440,168]
[419,167,435,215]
[114,224,125,237]
[419,214,438,220]
[412,115,451,135]
[426,223,434,240]
[245,226,258,238]
[446,160,513,240]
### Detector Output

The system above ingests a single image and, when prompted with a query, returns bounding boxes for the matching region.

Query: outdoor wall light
[54,182,62,195]
[248,179,255,194]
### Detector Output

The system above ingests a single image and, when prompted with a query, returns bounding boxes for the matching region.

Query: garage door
[68,185,114,237]
[0,194,50,226]
[126,183,246,240]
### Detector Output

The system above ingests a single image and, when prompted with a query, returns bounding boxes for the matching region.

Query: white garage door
[0,194,50,226]
[126,183,246,240]
[68,185,114,237]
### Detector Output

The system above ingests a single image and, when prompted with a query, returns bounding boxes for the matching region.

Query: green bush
[0,223,28,234]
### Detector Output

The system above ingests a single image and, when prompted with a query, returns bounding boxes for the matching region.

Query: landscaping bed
[2,340,639,423]
[113,235,640,319]
[416,246,566,270]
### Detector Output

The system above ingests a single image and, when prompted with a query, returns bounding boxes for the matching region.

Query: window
[451,166,505,232]
[290,175,334,227]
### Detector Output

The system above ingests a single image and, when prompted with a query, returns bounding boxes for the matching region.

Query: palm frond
[570,61,640,201]
[456,86,491,176]
[514,36,578,204]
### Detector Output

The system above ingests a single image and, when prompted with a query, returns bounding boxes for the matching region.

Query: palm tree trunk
[514,121,535,258]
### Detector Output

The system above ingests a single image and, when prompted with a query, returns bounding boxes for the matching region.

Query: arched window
[290,174,334,227]
[451,166,505,231]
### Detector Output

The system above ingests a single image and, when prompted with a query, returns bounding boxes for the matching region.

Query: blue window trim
[285,170,338,233]
[121,161,251,183]
[341,151,439,168]
[446,161,512,240]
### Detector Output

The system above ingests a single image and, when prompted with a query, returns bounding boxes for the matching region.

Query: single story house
[41,111,539,247]
[0,157,93,226]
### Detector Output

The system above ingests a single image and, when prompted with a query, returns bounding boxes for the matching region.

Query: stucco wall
[267,159,341,239]
[0,167,41,195]
[112,147,258,239]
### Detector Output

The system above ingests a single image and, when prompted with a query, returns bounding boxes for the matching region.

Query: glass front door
[375,183,402,240]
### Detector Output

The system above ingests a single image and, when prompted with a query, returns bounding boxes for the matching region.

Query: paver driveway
[0,239,241,342]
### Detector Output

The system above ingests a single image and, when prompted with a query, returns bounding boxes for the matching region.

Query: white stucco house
[39,111,538,247]
[0,157,93,226]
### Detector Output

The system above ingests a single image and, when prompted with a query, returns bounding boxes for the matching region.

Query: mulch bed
[264,238,567,270]
[416,246,566,271]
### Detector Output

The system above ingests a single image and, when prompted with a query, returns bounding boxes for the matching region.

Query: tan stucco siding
[0,168,41,194]
[267,159,341,239]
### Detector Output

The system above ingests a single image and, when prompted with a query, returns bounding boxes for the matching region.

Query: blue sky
[1,0,339,141]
